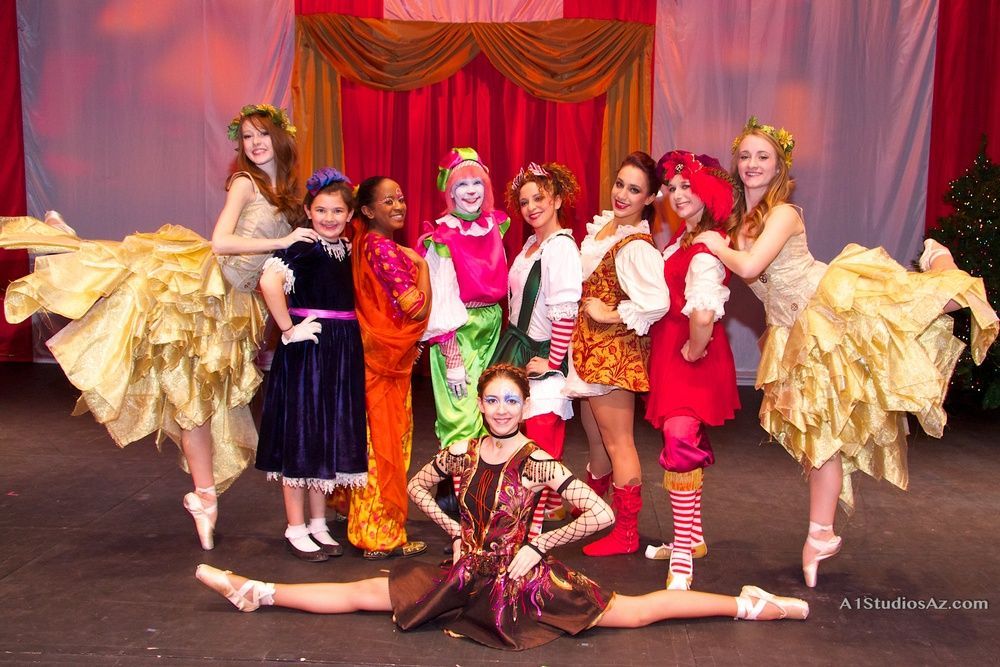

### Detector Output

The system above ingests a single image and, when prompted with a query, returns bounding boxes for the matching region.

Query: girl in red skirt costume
[645,151,740,590]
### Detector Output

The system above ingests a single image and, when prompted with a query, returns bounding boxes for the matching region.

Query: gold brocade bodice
[747,231,827,328]
[216,173,291,291]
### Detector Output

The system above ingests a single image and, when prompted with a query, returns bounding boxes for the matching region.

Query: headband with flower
[306,166,351,197]
[227,104,296,141]
[436,147,487,192]
[731,116,795,167]
[510,162,549,192]
[657,150,737,222]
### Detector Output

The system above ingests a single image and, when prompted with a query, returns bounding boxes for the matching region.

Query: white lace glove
[281,315,321,345]
[446,365,468,398]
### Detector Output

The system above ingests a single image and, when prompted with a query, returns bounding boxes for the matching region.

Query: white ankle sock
[285,523,321,552]
[308,518,339,546]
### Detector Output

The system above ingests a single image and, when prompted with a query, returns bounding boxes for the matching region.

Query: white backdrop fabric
[652,0,937,380]
[17,0,294,239]
[17,0,937,380]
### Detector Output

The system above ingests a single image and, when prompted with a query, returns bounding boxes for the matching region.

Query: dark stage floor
[1,362,997,665]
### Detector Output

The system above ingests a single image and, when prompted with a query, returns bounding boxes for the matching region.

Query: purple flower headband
[511,162,549,191]
[306,167,351,197]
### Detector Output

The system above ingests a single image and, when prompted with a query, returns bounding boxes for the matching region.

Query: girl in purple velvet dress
[255,167,368,562]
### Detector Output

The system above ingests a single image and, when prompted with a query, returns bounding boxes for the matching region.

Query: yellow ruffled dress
[749,229,998,511]
[1,179,290,492]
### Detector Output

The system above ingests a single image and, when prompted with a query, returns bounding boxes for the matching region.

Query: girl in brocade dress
[1,104,318,551]
[644,151,741,590]
[197,364,808,652]
[695,118,998,587]
[564,151,669,557]
[491,162,582,537]
[256,167,368,562]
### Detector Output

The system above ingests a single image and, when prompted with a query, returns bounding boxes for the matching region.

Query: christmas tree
[926,138,1000,409]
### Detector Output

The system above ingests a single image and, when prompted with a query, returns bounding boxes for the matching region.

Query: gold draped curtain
[293,15,652,209]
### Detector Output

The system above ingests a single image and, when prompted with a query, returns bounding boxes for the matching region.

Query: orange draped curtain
[293,15,652,211]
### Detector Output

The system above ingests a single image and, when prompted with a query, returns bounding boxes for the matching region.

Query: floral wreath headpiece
[437,147,487,192]
[510,162,549,192]
[731,116,795,167]
[656,150,737,222]
[306,167,351,197]
[227,104,296,141]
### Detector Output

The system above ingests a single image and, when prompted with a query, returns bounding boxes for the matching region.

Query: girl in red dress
[645,151,741,590]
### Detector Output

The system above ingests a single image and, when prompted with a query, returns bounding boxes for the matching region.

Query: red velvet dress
[645,233,740,429]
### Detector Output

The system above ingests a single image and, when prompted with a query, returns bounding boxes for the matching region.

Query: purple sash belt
[289,307,357,320]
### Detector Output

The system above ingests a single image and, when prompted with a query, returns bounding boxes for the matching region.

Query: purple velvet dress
[256,239,367,491]
[388,439,612,650]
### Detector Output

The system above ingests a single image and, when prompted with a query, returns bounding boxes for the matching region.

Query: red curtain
[341,52,605,253]
[926,0,1000,229]
[563,0,655,24]
[1,0,31,361]
[295,0,382,17]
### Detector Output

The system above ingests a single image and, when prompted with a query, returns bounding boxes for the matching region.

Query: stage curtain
[926,0,1000,229]
[1,0,30,361]
[293,15,652,229]
[339,54,604,252]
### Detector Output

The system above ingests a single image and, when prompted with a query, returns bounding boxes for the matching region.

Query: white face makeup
[452,177,486,215]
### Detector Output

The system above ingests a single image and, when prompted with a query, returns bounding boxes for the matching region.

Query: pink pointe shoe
[183,487,218,551]
[195,564,275,612]
[736,585,809,621]
[802,521,842,588]
[918,238,954,272]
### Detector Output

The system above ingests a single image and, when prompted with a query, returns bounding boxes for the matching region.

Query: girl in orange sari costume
[347,176,432,559]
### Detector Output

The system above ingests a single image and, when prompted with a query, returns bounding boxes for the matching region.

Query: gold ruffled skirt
[757,243,998,511]
[1,217,264,492]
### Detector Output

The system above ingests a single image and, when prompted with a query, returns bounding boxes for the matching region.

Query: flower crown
[511,162,549,192]
[306,167,351,197]
[227,104,296,141]
[731,116,795,167]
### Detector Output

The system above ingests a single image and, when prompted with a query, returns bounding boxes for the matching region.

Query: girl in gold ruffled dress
[695,118,998,588]
[0,104,319,551]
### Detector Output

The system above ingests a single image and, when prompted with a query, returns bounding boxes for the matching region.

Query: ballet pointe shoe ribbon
[802,521,842,588]
[735,586,809,621]
[183,486,217,551]
[196,564,275,612]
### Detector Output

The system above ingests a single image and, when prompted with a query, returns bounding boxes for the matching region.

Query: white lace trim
[320,238,350,261]
[263,256,294,294]
[546,301,579,321]
[681,292,728,322]
[267,471,368,492]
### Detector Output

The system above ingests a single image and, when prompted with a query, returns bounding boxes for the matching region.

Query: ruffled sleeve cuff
[262,256,295,294]
[547,301,579,321]
[421,245,468,341]
[618,300,661,336]
[615,240,668,334]
[680,253,730,321]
